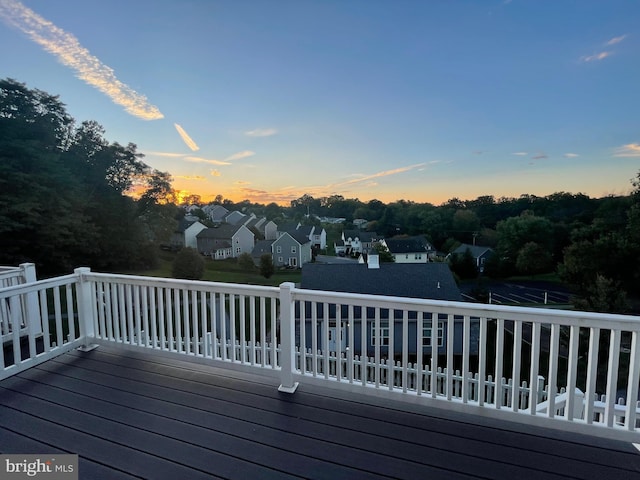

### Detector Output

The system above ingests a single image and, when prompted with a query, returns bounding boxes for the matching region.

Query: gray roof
[452,244,494,258]
[277,222,299,233]
[252,240,274,257]
[196,223,242,239]
[343,230,379,243]
[176,217,196,233]
[301,262,461,301]
[384,236,433,254]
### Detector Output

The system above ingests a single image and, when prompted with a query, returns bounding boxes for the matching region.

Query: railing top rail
[293,286,640,329]
[0,273,78,297]
[81,271,280,297]
[0,266,21,274]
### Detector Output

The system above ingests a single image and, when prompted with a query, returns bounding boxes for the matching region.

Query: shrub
[172,247,204,280]
[237,252,256,271]
[259,254,275,279]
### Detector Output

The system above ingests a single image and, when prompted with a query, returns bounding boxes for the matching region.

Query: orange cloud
[614,143,640,157]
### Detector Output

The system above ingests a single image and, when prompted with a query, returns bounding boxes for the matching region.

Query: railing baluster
[401,309,408,392]
[495,318,504,409]
[430,312,438,399]
[511,319,522,412]
[529,321,541,414]
[478,317,487,406]
[547,323,560,418]
[625,331,640,430]
[462,315,470,403]
[565,325,580,420]
[605,329,621,428]
[584,327,600,424]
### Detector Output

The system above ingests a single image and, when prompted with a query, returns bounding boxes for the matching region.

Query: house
[341,230,380,256]
[449,244,495,272]
[271,232,312,268]
[251,239,275,265]
[170,218,208,249]
[259,219,278,240]
[300,253,467,355]
[201,204,229,223]
[196,224,255,260]
[224,210,247,225]
[381,236,435,263]
[277,223,327,251]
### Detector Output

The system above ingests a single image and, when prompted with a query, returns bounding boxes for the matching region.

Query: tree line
[0,78,178,275]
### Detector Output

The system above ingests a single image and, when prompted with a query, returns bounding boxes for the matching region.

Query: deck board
[1,344,640,479]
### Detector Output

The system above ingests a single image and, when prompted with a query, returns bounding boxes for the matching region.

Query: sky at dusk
[1,0,638,206]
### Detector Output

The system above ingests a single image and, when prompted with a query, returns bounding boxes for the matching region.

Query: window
[422,321,444,347]
[278,256,283,263]
[371,323,390,346]
[415,253,422,260]
[291,246,296,253]
[276,246,282,253]
[236,247,241,253]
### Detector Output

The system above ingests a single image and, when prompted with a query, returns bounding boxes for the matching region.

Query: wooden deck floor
[1,345,640,480]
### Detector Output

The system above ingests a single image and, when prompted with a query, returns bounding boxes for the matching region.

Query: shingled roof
[301,262,461,301]
[384,236,433,254]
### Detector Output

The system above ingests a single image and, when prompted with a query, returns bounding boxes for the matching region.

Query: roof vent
[368,252,379,269]
[437,282,441,289]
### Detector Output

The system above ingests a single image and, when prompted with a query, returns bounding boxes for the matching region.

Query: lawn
[123,251,301,287]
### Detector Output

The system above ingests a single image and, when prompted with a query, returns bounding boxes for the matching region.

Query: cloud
[146,151,187,158]
[563,153,579,158]
[0,0,163,120]
[606,34,627,46]
[334,163,426,188]
[234,181,251,186]
[184,156,231,166]
[175,175,205,181]
[245,128,278,137]
[472,150,486,155]
[531,153,548,160]
[614,143,640,157]
[512,152,528,156]
[225,150,256,162]
[173,124,200,151]
[581,51,612,62]
[210,170,221,177]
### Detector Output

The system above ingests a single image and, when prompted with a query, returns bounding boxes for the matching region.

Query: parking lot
[460,281,573,306]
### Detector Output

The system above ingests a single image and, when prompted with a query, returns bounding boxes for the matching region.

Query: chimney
[367,251,379,269]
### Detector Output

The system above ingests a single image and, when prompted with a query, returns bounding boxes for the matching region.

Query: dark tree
[259,254,275,279]
[172,248,205,280]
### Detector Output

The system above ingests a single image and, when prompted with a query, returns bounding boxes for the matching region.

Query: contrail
[0,0,163,120]
[174,124,200,151]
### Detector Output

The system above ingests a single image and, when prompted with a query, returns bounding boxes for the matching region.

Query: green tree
[573,274,628,314]
[0,79,174,273]
[172,248,204,280]
[516,242,554,276]
[496,213,554,273]
[238,252,256,271]
[259,254,275,278]
[450,248,477,280]
[373,243,395,262]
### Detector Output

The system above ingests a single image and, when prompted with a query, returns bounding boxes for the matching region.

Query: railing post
[74,267,98,352]
[20,263,42,337]
[278,282,299,393]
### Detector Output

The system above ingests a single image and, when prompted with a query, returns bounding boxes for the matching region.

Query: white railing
[0,263,40,342]
[0,272,85,377]
[1,268,640,441]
